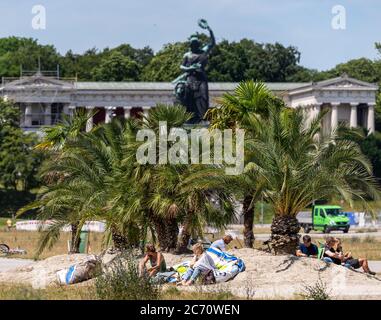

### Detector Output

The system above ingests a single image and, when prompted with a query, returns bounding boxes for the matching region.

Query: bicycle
[0,243,10,255]
[0,243,26,256]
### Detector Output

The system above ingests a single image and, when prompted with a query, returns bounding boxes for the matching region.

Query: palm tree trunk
[270,215,301,255]
[176,214,192,254]
[153,218,168,251]
[165,218,179,253]
[111,226,129,251]
[153,217,179,252]
[243,195,255,248]
[176,226,191,254]
[70,222,81,253]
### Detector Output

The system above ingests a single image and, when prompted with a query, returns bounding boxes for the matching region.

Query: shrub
[300,277,331,300]
[95,252,161,300]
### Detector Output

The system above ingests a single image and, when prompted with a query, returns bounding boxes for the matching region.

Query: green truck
[297,205,350,234]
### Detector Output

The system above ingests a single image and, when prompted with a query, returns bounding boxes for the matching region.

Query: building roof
[1,74,377,94]
[74,81,311,91]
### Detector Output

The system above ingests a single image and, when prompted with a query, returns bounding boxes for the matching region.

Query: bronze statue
[173,19,215,124]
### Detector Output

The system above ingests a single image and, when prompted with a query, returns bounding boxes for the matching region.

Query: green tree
[24,105,235,255]
[142,38,303,82]
[0,98,42,190]
[248,107,380,254]
[112,44,154,67]
[141,42,188,81]
[124,105,235,252]
[0,37,60,77]
[19,117,142,255]
[18,109,93,254]
[359,133,381,180]
[59,48,103,80]
[207,81,285,247]
[93,51,140,81]
[331,58,381,83]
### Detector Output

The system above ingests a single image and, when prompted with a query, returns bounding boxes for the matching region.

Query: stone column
[349,103,358,128]
[63,104,69,115]
[314,104,321,118]
[142,106,150,118]
[63,105,76,118]
[86,106,94,132]
[105,107,114,124]
[24,104,33,127]
[312,105,322,141]
[331,103,339,130]
[124,106,132,119]
[367,104,375,134]
[44,104,52,126]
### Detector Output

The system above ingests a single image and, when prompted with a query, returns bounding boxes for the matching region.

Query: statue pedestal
[183,121,210,130]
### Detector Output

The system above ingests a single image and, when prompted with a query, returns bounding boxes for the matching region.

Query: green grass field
[1,226,381,260]
[0,283,241,300]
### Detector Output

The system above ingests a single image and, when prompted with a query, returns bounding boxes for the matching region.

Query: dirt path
[0,258,34,272]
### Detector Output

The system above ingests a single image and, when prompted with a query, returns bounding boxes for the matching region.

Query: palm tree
[35,108,94,151]
[121,104,193,252]
[207,81,285,247]
[174,165,235,253]
[18,109,94,254]
[20,117,143,255]
[22,104,237,255]
[126,104,236,253]
[18,179,97,256]
[246,106,380,254]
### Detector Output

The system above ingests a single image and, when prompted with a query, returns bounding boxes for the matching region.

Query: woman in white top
[180,243,216,286]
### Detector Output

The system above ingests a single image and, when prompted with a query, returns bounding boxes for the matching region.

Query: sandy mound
[0,254,91,288]
[163,249,381,299]
[1,249,381,299]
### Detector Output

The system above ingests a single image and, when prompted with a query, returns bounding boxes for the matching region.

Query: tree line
[2,36,381,84]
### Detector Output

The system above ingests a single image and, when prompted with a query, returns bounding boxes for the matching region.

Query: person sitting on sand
[139,244,167,277]
[336,238,376,275]
[323,237,343,265]
[296,235,318,258]
[180,243,216,286]
[210,234,233,252]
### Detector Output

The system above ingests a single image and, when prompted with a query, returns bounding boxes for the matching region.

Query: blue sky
[0,0,380,70]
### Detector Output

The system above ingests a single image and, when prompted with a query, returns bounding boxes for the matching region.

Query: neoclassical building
[0,73,377,134]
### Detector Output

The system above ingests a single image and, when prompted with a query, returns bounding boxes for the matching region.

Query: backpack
[317,242,325,260]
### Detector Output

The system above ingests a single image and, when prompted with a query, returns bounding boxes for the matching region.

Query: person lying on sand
[139,244,167,277]
[210,234,233,252]
[296,235,318,258]
[180,243,216,286]
[336,238,376,275]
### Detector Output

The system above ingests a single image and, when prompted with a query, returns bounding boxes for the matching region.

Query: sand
[0,254,90,289]
[1,249,381,299]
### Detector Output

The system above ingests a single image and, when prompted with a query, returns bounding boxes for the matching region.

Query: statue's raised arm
[199,19,215,54]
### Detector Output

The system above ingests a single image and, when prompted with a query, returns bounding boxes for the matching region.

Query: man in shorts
[336,238,376,275]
